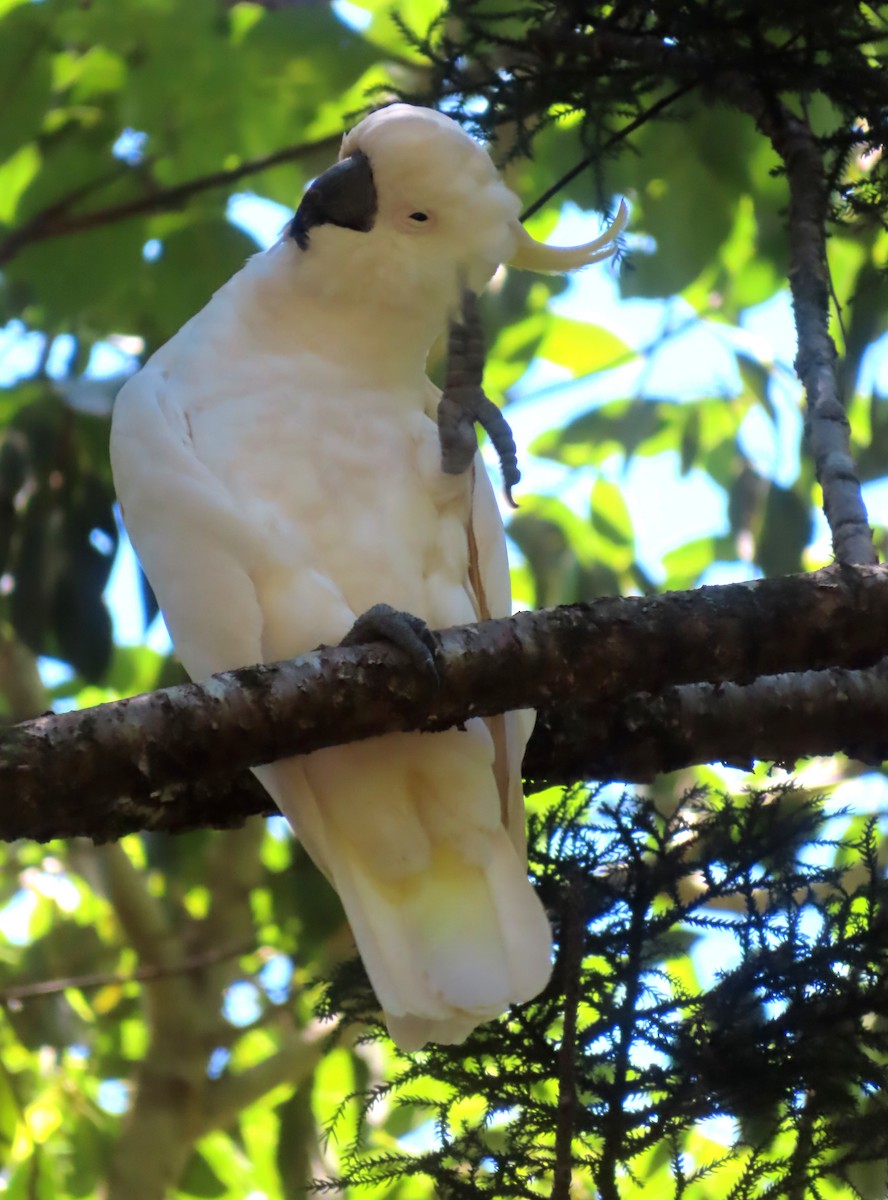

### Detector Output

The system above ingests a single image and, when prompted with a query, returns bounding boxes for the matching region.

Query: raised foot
[437,287,521,508]
[341,603,439,682]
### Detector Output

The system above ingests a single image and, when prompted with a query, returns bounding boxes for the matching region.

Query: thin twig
[0,940,251,1003]
[596,864,649,1200]
[786,1092,818,1200]
[520,83,696,222]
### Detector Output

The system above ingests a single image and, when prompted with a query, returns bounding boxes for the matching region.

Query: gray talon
[342,603,439,681]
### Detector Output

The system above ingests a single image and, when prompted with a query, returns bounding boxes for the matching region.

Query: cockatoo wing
[111,356,357,877]
[111,358,358,676]
[111,362,266,680]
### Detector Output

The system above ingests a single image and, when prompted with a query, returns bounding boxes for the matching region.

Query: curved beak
[288,151,377,250]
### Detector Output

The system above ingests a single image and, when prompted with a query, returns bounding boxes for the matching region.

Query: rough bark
[3,565,888,842]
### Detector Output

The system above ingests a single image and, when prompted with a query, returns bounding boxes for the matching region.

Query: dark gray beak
[288,151,377,250]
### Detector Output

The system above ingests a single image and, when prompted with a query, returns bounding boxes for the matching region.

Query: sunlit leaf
[536,316,632,377]
[0,144,40,227]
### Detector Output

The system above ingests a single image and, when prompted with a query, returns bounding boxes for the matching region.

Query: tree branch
[751,103,877,566]
[4,566,888,842]
[0,134,340,268]
[0,940,250,1004]
[54,653,888,829]
[525,658,888,786]
[93,842,178,967]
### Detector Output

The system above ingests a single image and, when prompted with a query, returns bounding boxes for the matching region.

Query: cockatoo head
[287,104,626,321]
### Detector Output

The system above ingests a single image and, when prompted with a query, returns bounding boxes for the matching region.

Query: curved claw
[474,394,520,504]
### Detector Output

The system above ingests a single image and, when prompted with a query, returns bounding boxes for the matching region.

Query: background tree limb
[0,134,340,269]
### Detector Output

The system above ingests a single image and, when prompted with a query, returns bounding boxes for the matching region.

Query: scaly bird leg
[437,287,521,508]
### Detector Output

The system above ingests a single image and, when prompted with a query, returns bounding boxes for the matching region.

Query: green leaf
[58,45,127,102]
[507,493,631,604]
[12,122,123,226]
[5,214,150,333]
[590,478,634,548]
[104,644,167,697]
[484,309,549,396]
[532,397,673,467]
[5,1158,61,1200]
[537,316,632,377]
[0,1064,19,1154]
[140,218,261,342]
[661,536,719,590]
[68,1115,114,1198]
[0,143,40,226]
[844,1158,888,1200]
[178,1149,227,1199]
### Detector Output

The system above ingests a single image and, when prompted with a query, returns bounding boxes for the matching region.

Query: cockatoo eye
[409,211,429,222]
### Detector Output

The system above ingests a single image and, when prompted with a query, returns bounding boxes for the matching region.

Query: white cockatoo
[110,104,625,1050]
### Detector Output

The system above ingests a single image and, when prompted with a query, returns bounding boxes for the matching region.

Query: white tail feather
[259,732,552,1051]
[332,829,552,1051]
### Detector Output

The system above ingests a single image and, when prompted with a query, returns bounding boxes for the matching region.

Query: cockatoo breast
[149,271,477,650]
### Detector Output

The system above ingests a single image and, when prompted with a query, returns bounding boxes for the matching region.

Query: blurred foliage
[0,0,887,1196]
